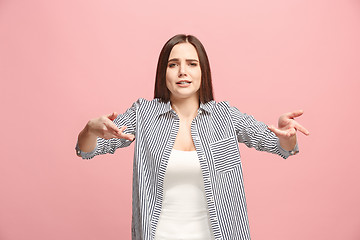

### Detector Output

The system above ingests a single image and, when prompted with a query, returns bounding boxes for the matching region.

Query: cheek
[194,68,202,81]
[196,70,202,89]
[165,72,170,83]
[165,70,173,89]
[166,68,175,81]
[165,78,170,91]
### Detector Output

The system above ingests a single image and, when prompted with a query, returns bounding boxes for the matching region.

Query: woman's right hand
[86,112,135,141]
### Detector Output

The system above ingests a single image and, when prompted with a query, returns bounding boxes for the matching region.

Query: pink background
[1,0,359,239]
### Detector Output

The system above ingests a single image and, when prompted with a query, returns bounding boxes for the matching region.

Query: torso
[155,149,213,240]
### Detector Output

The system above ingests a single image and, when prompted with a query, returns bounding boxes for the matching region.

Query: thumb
[107,112,119,121]
[268,125,282,137]
[268,125,276,132]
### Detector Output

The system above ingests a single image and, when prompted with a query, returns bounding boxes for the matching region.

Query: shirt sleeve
[77,98,141,160]
[229,105,299,159]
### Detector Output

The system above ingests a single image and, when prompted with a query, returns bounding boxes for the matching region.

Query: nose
[178,63,187,77]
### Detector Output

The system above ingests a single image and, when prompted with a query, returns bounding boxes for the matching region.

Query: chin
[171,92,199,100]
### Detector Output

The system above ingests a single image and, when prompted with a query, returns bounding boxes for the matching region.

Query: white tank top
[155,149,214,240]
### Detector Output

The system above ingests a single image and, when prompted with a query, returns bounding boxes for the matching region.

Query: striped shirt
[78,98,298,240]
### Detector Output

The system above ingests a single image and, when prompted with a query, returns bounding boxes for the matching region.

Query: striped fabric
[78,98,298,240]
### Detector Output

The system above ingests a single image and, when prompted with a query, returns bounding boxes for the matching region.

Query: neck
[170,95,199,119]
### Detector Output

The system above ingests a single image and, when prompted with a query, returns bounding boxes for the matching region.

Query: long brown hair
[154,34,214,103]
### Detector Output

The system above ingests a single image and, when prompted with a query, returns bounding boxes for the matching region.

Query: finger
[107,112,119,121]
[104,127,134,141]
[118,125,127,133]
[268,125,286,137]
[104,121,123,134]
[294,122,310,135]
[285,110,304,119]
[120,133,135,141]
[268,125,295,138]
[113,126,135,141]
[114,130,135,141]
[113,126,127,136]
[103,133,122,140]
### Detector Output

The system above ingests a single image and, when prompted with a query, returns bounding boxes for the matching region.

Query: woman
[76,34,309,240]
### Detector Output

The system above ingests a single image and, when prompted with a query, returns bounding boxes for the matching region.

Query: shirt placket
[191,111,223,240]
[151,110,180,239]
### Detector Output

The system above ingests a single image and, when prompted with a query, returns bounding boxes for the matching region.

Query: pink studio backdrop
[1,0,359,239]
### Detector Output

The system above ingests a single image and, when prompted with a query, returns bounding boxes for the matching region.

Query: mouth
[176,80,192,85]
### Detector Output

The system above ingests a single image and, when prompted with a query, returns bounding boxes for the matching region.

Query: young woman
[76,34,309,240]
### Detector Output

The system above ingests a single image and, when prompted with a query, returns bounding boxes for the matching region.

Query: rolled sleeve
[277,139,299,159]
[229,104,300,159]
[75,141,98,160]
[75,98,142,160]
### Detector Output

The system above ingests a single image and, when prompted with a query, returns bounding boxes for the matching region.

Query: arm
[77,112,134,150]
[76,100,139,159]
[229,106,308,159]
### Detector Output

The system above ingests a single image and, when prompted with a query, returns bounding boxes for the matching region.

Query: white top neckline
[172,148,196,152]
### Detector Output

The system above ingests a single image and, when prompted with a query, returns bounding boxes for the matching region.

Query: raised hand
[268,110,309,151]
[87,112,135,141]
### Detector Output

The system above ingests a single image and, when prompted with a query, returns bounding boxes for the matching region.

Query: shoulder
[133,98,169,114]
[207,100,245,121]
[135,98,165,107]
[131,98,158,106]
[207,100,237,112]
[216,101,231,108]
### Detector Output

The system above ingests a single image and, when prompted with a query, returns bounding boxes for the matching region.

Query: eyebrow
[168,58,199,62]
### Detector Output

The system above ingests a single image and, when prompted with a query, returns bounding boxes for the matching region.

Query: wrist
[279,135,297,151]
[84,121,97,138]
[78,123,97,148]
[76,123,98,157]
[277,138,299,157]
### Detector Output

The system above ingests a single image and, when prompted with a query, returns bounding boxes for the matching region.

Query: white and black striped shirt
[78,98,298,240]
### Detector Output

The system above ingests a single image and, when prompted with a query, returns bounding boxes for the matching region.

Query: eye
[189,62,198,66]
[168,63,177,68]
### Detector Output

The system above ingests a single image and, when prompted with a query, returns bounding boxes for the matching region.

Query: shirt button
[209,197,214,202]
[198,109,202,114]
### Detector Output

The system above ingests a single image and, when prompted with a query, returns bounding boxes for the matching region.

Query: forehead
[168,42,199,60]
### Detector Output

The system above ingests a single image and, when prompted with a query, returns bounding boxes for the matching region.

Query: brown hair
[154,34,214,103]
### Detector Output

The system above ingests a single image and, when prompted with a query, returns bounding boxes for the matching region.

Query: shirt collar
[156,99,215,116]
[199,100,215,113]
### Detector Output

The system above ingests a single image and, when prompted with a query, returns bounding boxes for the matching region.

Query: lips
[176,80,192,85]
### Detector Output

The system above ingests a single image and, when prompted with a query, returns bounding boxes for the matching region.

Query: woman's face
[166,42,201,101]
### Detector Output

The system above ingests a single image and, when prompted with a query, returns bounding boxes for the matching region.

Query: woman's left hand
[268,110,309,151]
